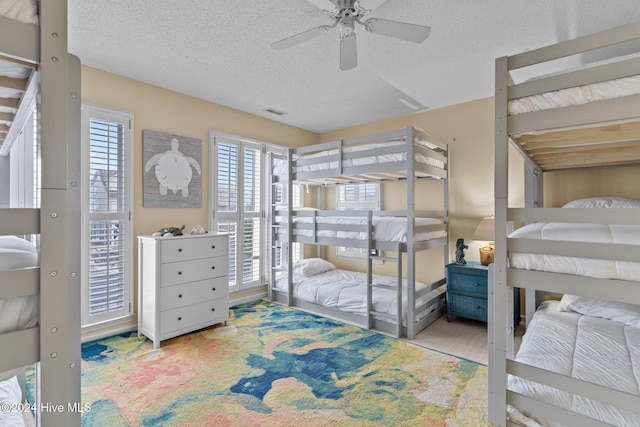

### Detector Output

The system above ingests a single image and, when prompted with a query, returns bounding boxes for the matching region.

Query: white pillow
[562,197,640,209]
[294,258,336,277]
[558,294,640,327]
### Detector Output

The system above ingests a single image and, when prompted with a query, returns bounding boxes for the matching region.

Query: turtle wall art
[143,130,202,207]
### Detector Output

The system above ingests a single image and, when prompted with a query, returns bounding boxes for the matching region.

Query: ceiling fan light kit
[271,0,431,71]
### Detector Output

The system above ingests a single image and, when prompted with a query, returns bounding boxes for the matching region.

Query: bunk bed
[490,21,640,426]
[270,126,449,340]
[0,1,82,426]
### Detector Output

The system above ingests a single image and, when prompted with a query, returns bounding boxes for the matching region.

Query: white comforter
[278,215,446,243]
[508,300,640,426]
[509,222,640,281]
[0,376,25,427]
[0,0,38,25]
[275,268,445,324]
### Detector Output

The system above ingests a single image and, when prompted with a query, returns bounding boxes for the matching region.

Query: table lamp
[474,216,494,266]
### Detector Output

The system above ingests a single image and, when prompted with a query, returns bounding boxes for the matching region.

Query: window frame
[80,104,134,329]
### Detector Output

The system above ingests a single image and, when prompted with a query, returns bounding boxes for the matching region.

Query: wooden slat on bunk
[0,208,40,235]
[0,267,39,298]
[0,327,39,373]
[512,119,640,170]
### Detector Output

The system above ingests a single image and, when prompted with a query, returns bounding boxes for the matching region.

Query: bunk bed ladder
[368,229,403,338]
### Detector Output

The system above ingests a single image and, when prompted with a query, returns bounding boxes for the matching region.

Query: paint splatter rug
[80,300,488,426]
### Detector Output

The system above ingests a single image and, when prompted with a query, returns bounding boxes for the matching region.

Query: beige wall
[82,66,318,239]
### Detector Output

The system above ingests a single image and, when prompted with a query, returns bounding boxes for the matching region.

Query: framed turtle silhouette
[143,130,202,207]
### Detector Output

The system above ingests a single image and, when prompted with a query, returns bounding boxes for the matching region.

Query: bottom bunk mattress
[508,299,640,426]
[274,258,446,325]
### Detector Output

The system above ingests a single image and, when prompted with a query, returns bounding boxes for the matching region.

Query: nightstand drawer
[160,256,229,286]
[160,236,227,263]
[448,295,487,320]
[448,272,487,295]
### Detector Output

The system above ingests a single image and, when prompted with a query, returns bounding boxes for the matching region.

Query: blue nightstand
[446,262,520,325]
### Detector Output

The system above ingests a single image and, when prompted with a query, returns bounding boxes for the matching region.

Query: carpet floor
[80,300,489,426]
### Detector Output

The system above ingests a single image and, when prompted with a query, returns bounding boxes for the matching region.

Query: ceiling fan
[271,0,431,71]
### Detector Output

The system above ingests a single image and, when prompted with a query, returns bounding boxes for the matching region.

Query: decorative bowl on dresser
[445,261,520,326]
[137,233,229,348]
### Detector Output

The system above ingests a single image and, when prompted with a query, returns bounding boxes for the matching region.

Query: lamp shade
[473,216,495,242]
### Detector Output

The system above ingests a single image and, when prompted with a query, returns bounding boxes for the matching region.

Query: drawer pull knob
[211,308,215,312]
[178,271,182,275]
[212,245,215,249]
[178,294,182,298]
[178,248,182,252]
[212,287,216,291]
[178,317,182,321]
[211,266,215,270]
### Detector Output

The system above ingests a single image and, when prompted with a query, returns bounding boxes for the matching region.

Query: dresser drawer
[160,236,227,263]
[448,295,487,320]
[160,298,229,335]
[159,276,228,311]
[160,256,229,287]
[448,272,487,296]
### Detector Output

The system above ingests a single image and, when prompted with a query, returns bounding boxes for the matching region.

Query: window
[212,135,264,293]
[81,105,133,328]
[336,182,381,260]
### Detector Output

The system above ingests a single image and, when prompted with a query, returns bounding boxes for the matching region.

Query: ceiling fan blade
[271,25,331,51]
[358,0,389,11]
[305,0,336,11]
[340,32,357,71]
[363,18,431,43]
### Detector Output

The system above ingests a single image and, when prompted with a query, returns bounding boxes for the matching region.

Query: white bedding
[277,215,447,243]
[272,138,445,177]
[509,222,640,281]
[0,376,26,427]
[0,0,38,25]
[508,300,640,426]
[274,268,446,324]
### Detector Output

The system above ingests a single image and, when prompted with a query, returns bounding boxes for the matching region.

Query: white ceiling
[67,0,640,134]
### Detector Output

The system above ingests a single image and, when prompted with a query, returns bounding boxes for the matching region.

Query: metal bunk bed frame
[0,1,81,425]
[269,126,449,340]
[489,21,640,426]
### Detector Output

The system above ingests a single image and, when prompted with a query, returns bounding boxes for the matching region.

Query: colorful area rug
[80,300,488,426]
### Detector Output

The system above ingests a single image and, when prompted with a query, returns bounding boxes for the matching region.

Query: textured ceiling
[67,0,640,133]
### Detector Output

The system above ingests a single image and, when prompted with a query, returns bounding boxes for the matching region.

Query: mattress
[508,300,640,426]
[277,215,447,243]
[0,0,38,25]
[272,138,445,177]
[509,221,640,281]
[274,268,446,324]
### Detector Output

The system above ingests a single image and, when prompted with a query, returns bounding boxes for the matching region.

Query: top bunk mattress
[0,0,38,25]
[508,299,640,426]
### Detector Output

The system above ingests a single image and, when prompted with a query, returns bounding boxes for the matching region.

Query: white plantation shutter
[82,106,133,326]
[214,137,264,292]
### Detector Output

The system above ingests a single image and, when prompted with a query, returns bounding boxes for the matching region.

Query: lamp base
[479,242,494,266]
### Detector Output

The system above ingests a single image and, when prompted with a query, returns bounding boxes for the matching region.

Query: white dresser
[137,233,229,348]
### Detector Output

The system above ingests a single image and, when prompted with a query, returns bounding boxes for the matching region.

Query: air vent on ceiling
[265,108,286,116]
